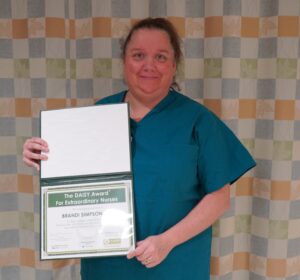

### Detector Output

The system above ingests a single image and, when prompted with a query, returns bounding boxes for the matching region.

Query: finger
[127,248,140,259]
[136,253,151,263]
[127,242,148,259]
[30,142,49,153]
[24,139,49,153]
[127,250,135,259]
[23,150,48,161]
[141,256,153,264]
[31,137,48,147]
[145,260,160,269]
[143,257,160,268]
[133,243,148,257]
[23,157,40,171]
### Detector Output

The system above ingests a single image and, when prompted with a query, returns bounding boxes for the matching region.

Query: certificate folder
[40,103,135,260]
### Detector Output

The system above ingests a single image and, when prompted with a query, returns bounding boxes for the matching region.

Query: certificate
[39,103,135,260]
[41,179,135,259]
[40,104,131,179]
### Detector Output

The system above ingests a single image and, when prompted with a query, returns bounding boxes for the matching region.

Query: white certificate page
[40,103,131,179]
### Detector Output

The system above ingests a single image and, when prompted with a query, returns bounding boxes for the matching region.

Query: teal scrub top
[81,89,256,280]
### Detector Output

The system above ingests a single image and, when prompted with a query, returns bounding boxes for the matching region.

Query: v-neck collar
[119,89,177,124]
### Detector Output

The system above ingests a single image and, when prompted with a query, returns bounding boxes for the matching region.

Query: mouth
[139,75,159,80]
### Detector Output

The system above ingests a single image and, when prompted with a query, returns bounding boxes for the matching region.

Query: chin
[136,84,159,94]
[143,90,166,100]
[141,88,160,95]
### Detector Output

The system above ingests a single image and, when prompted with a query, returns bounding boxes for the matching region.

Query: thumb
[127,241,147,259]
[127,249,136,259]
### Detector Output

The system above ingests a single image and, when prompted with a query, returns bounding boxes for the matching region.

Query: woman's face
[123,28,177,104]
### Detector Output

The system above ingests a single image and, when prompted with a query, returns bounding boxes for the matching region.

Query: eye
[155,54,167,62]
[132,52,145,61]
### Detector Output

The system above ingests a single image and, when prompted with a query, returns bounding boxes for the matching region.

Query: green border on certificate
[41,180,135,260]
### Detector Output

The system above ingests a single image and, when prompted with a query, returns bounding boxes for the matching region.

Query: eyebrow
[129,48,170,54]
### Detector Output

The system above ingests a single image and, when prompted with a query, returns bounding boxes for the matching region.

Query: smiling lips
[139,75,160,80]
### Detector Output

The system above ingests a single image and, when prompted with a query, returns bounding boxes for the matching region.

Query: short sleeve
[196,111,256,194]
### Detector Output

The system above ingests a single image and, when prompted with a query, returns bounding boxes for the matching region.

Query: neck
[125,91,168,121]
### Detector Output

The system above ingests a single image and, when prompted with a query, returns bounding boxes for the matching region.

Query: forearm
[127,185,230,268]
[162,184,230,249]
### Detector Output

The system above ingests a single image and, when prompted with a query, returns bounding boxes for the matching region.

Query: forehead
[127,28,173,50]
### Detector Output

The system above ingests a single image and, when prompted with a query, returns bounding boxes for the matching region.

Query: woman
[23,18,255,280]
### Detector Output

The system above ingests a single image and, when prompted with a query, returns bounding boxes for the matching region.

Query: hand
[127,234,173,268]
[23,137,49,171]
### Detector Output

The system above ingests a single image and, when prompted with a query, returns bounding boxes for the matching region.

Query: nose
[143,56,156,71]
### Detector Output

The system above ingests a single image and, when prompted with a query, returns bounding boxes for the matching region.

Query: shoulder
[95,91,126,105]
[171,89,217,124]
[171,90,234,140]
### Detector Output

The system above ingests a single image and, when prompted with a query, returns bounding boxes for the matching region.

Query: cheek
[160,64,176,80]
[124,63,136,83]
[159,60,176,73]
[124,61,140,77]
